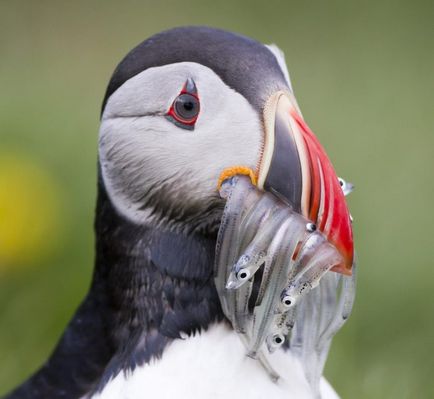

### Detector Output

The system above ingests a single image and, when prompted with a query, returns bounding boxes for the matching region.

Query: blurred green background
[1,0,433,397]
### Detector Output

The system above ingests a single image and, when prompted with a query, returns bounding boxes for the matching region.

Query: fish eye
[236,269,251,281]
[272,333,284,346]
[281,295,295,308]
[306,223,316,233]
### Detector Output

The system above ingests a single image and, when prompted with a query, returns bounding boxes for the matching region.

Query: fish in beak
[258,91,354,274]
[214,91,357,385]
[218,91,354,275]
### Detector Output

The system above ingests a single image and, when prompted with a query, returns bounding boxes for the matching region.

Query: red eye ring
[166,78,200,130]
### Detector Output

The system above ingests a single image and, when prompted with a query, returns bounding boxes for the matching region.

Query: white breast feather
[91,323,339,399]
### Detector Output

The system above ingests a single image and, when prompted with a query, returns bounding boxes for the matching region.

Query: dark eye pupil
[174,93,199,120]
[183,101,194,111]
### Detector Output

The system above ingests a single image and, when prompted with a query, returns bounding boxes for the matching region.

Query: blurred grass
[0,0,433,397]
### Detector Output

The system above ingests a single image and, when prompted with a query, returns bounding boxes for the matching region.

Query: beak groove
[258,92,354,274]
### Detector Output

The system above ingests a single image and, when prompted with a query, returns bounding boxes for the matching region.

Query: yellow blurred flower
[0,153,63,271]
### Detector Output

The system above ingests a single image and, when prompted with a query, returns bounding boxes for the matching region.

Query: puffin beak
[257,92,354,274]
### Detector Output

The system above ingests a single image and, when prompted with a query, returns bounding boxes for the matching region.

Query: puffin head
[99,26,353,274]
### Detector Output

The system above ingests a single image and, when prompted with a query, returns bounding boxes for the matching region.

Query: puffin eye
[166,78,200,130]
[173,94,199,121]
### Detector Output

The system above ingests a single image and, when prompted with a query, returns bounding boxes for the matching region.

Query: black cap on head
[102,26,289,115]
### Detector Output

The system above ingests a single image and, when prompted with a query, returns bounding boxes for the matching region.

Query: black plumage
[4,26,288,398]
[102,26,288,113]
[6,175,224,398]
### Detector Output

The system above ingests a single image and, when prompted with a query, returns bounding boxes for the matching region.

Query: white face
[99,62,263,231]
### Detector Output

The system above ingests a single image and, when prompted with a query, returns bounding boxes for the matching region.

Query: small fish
[338,177,355,196]
[214,175,356,387]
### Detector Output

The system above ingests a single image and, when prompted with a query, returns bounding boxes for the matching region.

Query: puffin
[4,26,352,399]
